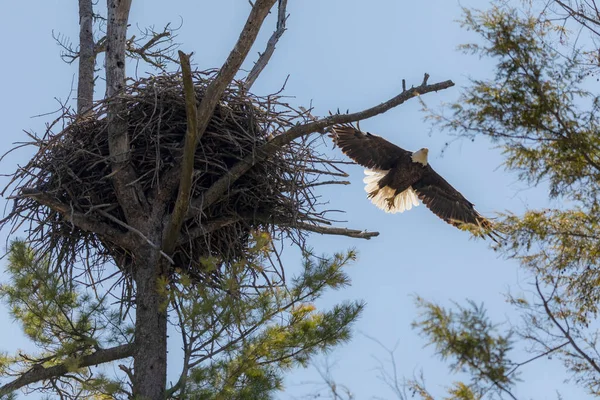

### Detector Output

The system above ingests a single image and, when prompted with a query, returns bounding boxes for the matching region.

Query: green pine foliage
[1,240,128,363]
[0,235,363,399]
[412,298,514,400]
[412,1,600,398]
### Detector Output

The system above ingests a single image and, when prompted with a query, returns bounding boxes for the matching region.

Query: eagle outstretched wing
[330,124,411,170]
[413,165,496,235]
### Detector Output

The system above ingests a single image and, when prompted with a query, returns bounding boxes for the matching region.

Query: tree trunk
[105,0,131,100]
[105,3,168,398]
[105,0,147,223]
[77,0,95,114]
[132,244,168,399]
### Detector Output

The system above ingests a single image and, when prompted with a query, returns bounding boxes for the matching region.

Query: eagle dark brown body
[330,124,498,239]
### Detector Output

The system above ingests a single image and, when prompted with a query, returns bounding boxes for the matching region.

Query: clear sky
[0,1,588,399]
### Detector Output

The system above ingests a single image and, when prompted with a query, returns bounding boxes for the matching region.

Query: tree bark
[105,2,168,398]
[77,0,95,114]
[132,242,169,399]
[105,0,131,99]
[106,0,147,223]
[244,0,288,90]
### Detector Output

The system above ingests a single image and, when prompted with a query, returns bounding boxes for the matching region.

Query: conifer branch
[0,344,134,395]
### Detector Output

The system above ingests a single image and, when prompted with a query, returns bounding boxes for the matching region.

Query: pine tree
[402,1,600,398]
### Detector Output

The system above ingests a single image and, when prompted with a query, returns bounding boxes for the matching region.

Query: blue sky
[0,1,588,399]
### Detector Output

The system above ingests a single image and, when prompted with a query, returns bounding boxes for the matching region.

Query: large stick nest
[2,71,346,283]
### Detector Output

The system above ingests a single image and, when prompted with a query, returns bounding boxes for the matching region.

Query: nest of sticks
[2,71,347,284]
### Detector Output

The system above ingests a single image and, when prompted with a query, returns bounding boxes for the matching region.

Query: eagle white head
[411,148,429,166]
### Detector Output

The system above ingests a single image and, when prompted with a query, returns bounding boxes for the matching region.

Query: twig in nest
[97,210,174,265]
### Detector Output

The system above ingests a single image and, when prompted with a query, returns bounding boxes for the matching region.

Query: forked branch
[161,0,277,245]
[245,0,289,90]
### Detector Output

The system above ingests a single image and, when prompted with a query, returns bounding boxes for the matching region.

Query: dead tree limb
[160,0,277,240]
[245,0,288,90]
[0,344,134,396]
[77,0,95,114]
[280,221,378,239]
[61,26,177,70]
[106,0,147,223]
[105,0,132,100]
[162,51,197,254]
[189,76,455,217]
[193,0,277,142]
[16,190,128,247]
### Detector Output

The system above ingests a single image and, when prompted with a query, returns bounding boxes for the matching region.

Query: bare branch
[125,26,179,70]
[536,278,600,375]
[92,27,178,69]
[77,0,95,114]
[555,0,600,36]
[162,51,198,254]
[281,221,379,239]
[505,341,569,378]
[190,77,455,216]
[244,0,289,90]
[0,344,133,396]
[16,189,128,247]
[191,0,277,143]
[96,210,174,265]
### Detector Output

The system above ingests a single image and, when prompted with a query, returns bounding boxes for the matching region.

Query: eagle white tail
[363,170,419,213]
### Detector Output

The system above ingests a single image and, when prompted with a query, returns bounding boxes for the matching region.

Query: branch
[162,51,198,254]
[126,28,178,70]
[16,189,128,248]
[77,0,95,114]
[93,27,177,70]
[177,217,240,246]
[244,0,288,90]
[505,341,569,378]
[160,0,277,236]
[281,221,379,239]
[97,210,174,265]
[0,344,133,396]
[189,75,454,216]
[194,0,276,143]
[555,0,600,36]
[106,0,147,223]
[536,278,600,375]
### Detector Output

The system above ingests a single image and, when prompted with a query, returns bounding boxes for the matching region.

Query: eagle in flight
[330,123,498,240]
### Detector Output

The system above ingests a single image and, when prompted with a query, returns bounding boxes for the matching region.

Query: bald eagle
[330,124,498,239]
